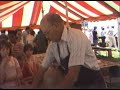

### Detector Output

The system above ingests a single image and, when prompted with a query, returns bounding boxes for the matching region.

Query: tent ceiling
[0,1,120,30]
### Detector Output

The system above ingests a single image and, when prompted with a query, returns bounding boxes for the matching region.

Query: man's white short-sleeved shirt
[41,26,100,70]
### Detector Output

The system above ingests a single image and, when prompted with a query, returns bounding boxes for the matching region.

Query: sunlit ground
[97,50,120,61]
[101,51,120,58]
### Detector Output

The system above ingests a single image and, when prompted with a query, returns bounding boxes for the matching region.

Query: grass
[96,50,120,61]
[100,50,120,58]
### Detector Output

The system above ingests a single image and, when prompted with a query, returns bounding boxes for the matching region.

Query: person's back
[66,27,105,88]
[93,29,97,40]
[59,26,99,70]
[101,27,106,37]
[92,26,98,46]
[33,29,48,54]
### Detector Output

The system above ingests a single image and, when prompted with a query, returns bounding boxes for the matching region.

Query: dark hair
[15,28,22,35]
[0,41,12,56]
[1,29,6,33]
[8,30,17,44]
[8,30,16,35]
[25,26,31,31]
[102,27,104,30]
[111,26,114,28]
[30,29,35,36]
[24,44,33,53]
[94,26,97,29]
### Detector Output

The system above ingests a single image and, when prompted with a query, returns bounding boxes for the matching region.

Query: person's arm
[55,65,80,89]
[32,65,47,88]
[32,42,55,88]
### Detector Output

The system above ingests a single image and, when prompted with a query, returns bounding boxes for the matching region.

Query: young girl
[22,44,40,85]
[0,41,23,89]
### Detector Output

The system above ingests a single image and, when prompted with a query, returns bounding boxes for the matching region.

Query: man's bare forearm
[32,66,47,88]
[55,66,80,89]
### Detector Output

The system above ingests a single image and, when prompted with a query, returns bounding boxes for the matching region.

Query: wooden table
[92,46,112,58]
[98,59,120,69]
[98,59,120,84]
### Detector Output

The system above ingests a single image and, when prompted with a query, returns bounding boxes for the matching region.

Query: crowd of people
[0,12,110,89]
[83,25,118,49]
[0,27,48,88]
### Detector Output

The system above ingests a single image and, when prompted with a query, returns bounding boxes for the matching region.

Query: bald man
[32,13,106,89]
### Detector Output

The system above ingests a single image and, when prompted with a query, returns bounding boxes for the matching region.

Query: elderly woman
[0,41,23,89]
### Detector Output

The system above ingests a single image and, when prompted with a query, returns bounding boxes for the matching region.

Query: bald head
[40,13,64,33]
[40,13,64,42]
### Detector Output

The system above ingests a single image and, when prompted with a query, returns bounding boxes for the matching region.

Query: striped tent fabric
[0,1,120,30]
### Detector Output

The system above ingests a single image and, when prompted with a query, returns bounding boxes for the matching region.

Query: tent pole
[42,1,44,17]
[117,1,120,57]
[82,20,85,34]
[65,1,69,28]
[117,17,120,57]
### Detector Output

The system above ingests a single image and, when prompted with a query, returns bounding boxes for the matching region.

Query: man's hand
[55,65,81,89]
[32,65,47,88]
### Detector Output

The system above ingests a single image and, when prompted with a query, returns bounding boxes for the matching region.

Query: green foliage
[96,50,120,61]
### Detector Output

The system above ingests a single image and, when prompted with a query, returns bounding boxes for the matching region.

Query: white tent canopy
[0,1,120,30]
[0,1,120,51]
